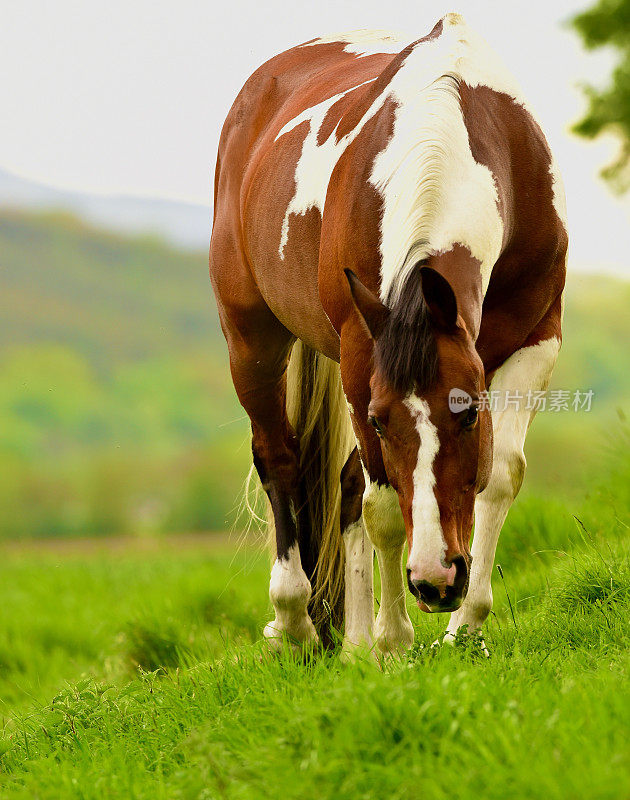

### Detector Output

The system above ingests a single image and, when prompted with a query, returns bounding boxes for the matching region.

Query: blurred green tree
[572,0,630,192]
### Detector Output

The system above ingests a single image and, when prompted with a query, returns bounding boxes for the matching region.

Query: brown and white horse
[210,14,567,656]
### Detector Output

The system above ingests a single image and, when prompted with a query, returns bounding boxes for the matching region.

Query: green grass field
[0,432,628,799]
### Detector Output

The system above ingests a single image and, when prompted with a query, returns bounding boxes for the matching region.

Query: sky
[1,0,629,276]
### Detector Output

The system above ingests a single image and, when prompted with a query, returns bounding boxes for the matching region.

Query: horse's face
[347,267,492,612]
[368,331,492,612]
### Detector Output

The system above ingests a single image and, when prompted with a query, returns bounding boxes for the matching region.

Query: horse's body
[210,14,567,655]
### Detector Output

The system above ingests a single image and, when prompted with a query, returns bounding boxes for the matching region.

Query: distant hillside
[0,207,628,539]
[1,208,221,367]
[0,167,211,250]
[3,206,628,402]
[0,209,244,539]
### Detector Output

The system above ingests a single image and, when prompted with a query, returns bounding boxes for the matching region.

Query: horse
[209,13,567,657]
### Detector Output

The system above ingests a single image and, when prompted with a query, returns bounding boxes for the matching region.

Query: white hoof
[373,612,414,656]
[263,617,318,653]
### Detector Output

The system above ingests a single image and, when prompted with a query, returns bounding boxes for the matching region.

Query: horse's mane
[374,262,438,393]
[372,15,505,305]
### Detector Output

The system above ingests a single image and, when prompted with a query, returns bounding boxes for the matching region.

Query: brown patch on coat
[458,82,567,374]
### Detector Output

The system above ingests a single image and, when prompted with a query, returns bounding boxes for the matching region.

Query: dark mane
[374,264,438,393]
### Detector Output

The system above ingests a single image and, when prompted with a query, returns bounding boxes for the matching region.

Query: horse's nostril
[451,555,469,594]
[407,571,442,604]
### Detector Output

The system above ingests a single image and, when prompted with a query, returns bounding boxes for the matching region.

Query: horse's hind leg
[238,341,319,649]
[212,257,318,650]
[340,448,375,658]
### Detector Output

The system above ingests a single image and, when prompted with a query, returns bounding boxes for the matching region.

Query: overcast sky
[2,0,629,276]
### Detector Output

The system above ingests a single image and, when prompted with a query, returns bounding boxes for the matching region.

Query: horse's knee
[484,447,526,504]
[506,450,526,496]
[465,592,493,625]
[362,482,405,550]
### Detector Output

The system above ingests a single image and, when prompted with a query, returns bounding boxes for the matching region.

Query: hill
[2,208,221,363]
[0,209,246,538]
[0,208,628,538]
[0,167,210,250]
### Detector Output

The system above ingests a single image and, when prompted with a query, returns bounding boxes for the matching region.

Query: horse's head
[346,266,492,612]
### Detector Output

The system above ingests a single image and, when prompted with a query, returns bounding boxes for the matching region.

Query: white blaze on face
[403,394,447,578]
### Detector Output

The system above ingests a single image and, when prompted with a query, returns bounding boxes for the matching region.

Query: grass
[0,472,627,799]
[2,190,629,797]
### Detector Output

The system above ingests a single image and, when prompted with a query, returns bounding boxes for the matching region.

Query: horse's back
[212,33,401,355]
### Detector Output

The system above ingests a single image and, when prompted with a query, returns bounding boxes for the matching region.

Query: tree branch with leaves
[572,0,630,192]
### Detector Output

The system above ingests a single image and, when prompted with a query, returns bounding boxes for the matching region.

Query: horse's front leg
[446,335,561,649]
[363,480,414,656]
[339,325,413,657]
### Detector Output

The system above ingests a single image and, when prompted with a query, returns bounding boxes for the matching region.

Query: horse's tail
[273,340,355,642]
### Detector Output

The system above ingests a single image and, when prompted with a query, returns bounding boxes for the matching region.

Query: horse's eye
[461,405,479,430]
[368,415,384,437]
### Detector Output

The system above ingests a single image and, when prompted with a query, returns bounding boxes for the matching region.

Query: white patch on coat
[370,12,567,303]
[276,78,379,257]
[403,395,447,574]
[263,542,318,649]
[434,15,568,235]
[280,13,565,296]
[300,29,406,57]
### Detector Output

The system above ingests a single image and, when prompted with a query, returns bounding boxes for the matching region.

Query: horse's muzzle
[407,555,469,612]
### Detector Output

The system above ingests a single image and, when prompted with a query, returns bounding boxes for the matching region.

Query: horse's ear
[345,269,389,340]
[420,266,458,331]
